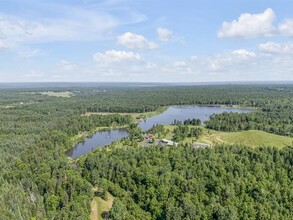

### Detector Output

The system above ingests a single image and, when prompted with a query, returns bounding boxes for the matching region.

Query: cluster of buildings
[142,134,210,149]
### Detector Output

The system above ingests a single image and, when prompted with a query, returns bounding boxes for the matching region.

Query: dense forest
[205,111,293,136]
[172,126,203,142]
[82,144,293,219]
[0,84,293,219]
[0,106,132,219]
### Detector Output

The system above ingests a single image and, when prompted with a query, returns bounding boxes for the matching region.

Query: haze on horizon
[0,0,293,83]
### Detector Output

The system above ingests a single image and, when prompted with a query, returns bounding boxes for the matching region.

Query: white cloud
[259,42,293,54]
[71,48,293,81]
[279,19,293,37]
[60,60,78,71]
[10,48,293,82]
[117,32,158,49]
[231,49,256,58]
[157,28,172,41]
[193,49,257,71]
[218,8,276,38]
[93,50,142,63]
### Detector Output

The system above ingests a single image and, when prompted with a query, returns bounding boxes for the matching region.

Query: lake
[66,105,251,158]
[66,129,129,159]
[139,106,250,131]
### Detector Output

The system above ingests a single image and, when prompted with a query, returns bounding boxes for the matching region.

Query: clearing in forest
[204,130,293,148]
[162,125,293,148]
[91,191,114,220]
[40,91,74,97]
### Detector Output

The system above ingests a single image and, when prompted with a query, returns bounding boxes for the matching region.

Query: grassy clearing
[91,191,114,220]
[91,199,98,220]
[40,91,74,98]
[207,130,293,148]
[161,125,293,148]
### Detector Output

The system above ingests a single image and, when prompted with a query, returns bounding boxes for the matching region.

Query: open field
[162,125,293,148]
[40,91,74,98]
[91,191,114,220]
[196,129,293,148]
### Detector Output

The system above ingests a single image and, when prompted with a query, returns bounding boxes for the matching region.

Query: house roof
[193,142,210,148]
[161,139,177,146]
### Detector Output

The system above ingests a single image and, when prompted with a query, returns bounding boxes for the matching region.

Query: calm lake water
[66,129,129,159]
[139,106,250,131]
[66,106,251,158]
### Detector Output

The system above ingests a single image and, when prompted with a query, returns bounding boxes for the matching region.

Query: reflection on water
[66,129,129,159]
[139,106,250,131]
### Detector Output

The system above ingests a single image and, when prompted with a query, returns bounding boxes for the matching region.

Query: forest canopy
[0,84,292,219]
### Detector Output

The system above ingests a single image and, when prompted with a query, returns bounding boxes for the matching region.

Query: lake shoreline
[67,105,252,158]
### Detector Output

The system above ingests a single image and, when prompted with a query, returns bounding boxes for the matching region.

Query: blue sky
[0,0,293,82]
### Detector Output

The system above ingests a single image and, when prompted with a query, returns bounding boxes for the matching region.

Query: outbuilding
[161,139,177,146]
[193,142,210,149]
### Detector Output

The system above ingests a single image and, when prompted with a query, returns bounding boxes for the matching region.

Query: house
[161,139,177,146]
[143,134,155,140]
[192,142,210,149]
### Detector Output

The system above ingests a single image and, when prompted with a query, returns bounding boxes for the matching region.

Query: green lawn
[162,125,293,149]
[91,191,114,220]
[207,130,293,148]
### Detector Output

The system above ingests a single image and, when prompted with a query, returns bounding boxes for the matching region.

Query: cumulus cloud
[117,32,158,49]
[259,42,293,54]
[60,60,78,71]
[279,19,293,37]
[218,8,276,38]
[157,28,172,41]
[231,49,256,58]
[187,50,288,82]
[93,50,142,63]
[22,49,292,82]
[196,49,257,71]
